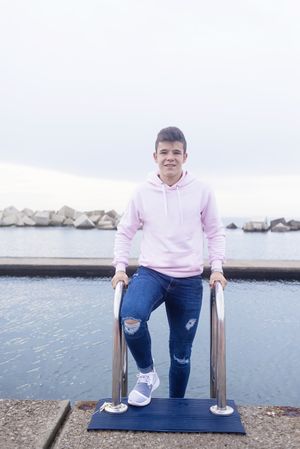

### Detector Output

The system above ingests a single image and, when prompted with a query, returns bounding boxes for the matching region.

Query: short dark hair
[155,126,187,153]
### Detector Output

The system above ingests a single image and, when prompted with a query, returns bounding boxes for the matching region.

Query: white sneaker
[128,369,160,406]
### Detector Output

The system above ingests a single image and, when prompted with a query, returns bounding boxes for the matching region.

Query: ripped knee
[173,354,190,365]
[125,319,139,325]
[123,318,141,335]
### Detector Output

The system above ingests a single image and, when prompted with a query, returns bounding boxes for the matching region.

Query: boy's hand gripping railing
[210,281,234,416]
[104,281,128,413]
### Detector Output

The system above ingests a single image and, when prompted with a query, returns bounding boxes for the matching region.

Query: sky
[0,0,299,218]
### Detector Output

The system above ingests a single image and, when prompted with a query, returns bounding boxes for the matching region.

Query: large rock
[74,214,95,229]
[58,205,78,220]
[106,209,119,220]
[106,210,121,227]
[242,219,269,232]
[88,214,102,225]
[226,222,238,229]
[3,206,19,217]
[2,211,34,226]
[286,219,300,231]
[22,215,36,226]
[22,208,34,217]
[63,218,74,226]
[270,217,286,229]
[1,214,18,226]
[15,215,26,227]
[33,211,50,226]
[50,213,65,226]
[86,210,105,218]
[271,223,291,232]
[97,214,115,230]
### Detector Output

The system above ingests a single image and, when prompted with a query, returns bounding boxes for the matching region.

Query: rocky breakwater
[0,205,121,230]
[226,217,300,232]
[242,218,270,232]
[269,217,300,232]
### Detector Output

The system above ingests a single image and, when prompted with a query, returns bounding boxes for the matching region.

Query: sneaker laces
[136,372,153,387]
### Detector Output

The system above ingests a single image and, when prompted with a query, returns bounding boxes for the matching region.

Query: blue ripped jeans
[120,266,203,398]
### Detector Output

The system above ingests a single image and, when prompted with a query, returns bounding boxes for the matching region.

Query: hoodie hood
[146,170,196,222]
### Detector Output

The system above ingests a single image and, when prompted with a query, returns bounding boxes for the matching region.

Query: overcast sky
[0,1,299,217]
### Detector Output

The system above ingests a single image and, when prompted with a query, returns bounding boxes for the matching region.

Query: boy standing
[112,126,226,406]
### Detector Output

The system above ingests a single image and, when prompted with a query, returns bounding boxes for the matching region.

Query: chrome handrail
[104,281,128,413]
[105,279,233,415]
[210,281,234,415]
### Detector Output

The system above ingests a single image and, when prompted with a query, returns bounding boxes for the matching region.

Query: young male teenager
[111,126,226,407]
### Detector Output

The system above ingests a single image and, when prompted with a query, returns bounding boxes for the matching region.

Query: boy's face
[153,141,187,184]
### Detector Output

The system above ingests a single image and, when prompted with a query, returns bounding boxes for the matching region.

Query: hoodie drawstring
[161,184,183,224]
[176,186,183,224]
[162,184,168,217]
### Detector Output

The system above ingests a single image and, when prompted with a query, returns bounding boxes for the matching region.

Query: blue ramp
[88,398,246,434]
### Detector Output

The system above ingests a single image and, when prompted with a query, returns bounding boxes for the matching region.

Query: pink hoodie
[113,171,225,277]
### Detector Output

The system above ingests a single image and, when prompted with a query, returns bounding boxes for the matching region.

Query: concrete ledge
[0,257,299,280]
[0,399,70,449]
[1,400,299,449]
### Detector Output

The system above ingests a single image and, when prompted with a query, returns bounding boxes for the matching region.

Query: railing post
[104,281,128,413]
[121,322,128,398]
[210,284,217,399]
[210,281,234,416]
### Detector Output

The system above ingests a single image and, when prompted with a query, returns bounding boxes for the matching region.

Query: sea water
[0,276,299,406]
[0,226,300,259]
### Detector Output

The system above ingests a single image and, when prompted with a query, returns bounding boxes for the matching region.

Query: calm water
[0,277,299,406]
[0,226,300,259]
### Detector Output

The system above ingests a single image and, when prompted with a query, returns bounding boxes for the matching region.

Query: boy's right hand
[111,271,129,289]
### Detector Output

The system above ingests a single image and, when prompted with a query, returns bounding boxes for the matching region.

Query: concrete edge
[0,258,299,280]
[41,400,71,449]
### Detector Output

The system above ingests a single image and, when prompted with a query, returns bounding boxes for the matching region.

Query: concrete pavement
[0,399,70,449]
[1,400,299,449]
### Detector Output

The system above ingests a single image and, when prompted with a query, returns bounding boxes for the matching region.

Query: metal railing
[105,279,233,415]
[104,281,128,413]
[210,281,234,415]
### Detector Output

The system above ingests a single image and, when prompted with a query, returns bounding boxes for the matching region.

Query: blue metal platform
[88,398,246,434]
